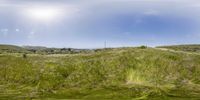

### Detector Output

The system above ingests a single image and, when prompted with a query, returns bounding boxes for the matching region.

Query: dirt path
[154,48,200,56]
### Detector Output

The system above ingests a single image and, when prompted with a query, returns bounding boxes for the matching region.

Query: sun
[27,7,61,22]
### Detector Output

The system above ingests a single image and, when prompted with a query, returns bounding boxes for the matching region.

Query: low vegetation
[0,44,27,53]
[0,44,93,54]
[0,45,200,99]
[157,44,200,53]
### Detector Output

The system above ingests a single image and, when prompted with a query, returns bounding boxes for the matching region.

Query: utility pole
[104,41,107,49]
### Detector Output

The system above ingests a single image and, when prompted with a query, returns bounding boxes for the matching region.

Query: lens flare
[27,7,61,21]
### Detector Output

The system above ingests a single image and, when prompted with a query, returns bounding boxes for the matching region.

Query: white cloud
[16,29,20,32]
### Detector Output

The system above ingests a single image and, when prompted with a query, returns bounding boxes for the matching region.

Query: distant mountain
[22,46,47,50]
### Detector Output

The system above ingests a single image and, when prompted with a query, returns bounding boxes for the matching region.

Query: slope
[0,47,200,99]
[0,44,27,53]
[157,44,200,53]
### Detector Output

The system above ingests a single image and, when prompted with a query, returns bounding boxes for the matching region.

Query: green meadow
[0,46,200,99]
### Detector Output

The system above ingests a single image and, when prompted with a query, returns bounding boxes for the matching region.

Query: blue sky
[0,0,200,48]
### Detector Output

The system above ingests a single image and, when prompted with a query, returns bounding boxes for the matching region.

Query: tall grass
[0,48,200,99]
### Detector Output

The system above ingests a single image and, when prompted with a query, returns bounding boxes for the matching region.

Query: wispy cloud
[0,28,8,37]
[27,31,35,39]
[143,9,159,16]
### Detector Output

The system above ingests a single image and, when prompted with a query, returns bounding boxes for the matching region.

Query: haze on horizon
[0,0,200,48]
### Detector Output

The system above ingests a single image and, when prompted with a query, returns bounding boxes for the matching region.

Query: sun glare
[27,7,60,21]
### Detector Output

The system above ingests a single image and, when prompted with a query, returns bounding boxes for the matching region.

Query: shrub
[22,53,27,58]
[139,45,147,49]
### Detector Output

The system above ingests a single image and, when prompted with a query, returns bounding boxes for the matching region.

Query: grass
[0,47,200,99]
[157,44,200,53]
[0,44,27,53]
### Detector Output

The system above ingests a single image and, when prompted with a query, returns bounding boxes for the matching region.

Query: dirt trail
[154,48,200,56]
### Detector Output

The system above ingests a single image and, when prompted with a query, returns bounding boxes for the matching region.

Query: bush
[139,45,147,49]
[22,53,27,58]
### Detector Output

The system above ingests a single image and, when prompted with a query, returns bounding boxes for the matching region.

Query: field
[0,46,200,99]
[157,45,200,53]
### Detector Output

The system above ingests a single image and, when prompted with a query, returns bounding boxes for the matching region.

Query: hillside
[22,46,48,50]
[0,47,200,99]
[0,44,28,53]
[157,44,200,53]
[0,44,92,54]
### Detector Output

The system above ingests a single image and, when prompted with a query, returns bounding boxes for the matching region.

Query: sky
[0,0,200,48]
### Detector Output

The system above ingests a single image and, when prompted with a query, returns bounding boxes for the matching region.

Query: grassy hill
[0,47,200,99]
[157,44,200,53]
[0,44,92,54]
[0,44,27,53]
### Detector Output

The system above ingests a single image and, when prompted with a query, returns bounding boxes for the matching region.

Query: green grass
[0,47,200,99]
[0,44,28,53]
[157,44,200,53]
